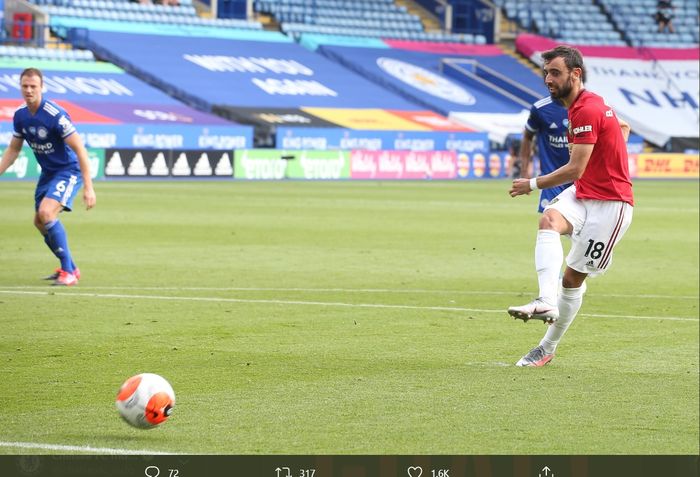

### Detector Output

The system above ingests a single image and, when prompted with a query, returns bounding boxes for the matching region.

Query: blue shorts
[35,169,83,212]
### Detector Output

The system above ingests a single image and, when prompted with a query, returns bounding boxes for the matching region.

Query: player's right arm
[509,143,593,197]
[518,129,535,178]
[0,136,24,176]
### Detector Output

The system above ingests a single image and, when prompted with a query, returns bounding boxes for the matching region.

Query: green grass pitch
[0,179,697,455]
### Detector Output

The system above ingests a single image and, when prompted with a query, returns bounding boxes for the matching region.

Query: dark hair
[20,67,43,84]
[541,45,587,84]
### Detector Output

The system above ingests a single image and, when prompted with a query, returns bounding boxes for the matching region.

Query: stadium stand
[494,0,699,48]
[599,0,699,48]
[0,44,94,60]
[493,0,628,46]
[255,0,485,43]
[24,0,262,29]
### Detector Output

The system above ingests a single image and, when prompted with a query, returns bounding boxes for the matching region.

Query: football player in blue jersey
[517,95,570,212]
[0,68,96,286]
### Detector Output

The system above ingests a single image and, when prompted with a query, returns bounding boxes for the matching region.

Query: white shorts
[545,185,633,277]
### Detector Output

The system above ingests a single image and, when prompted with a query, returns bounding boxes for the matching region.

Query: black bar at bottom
[0,455,697,477]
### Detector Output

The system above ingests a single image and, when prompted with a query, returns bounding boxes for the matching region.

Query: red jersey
[568,90,634,206]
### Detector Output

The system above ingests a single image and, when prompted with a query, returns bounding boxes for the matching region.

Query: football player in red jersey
[507,45,634,367]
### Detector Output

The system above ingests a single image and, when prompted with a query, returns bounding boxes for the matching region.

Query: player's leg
[35,172,82,285]
[519,200,633,366]
[34,174,63,278]
[34,178,80,280]
[508,187,583,323]
[35,212,59,279]
[515,267,586,367]
[508,209,569,323]
[35,211,80,281]
[535,209,570,301]
[538,266,587,358]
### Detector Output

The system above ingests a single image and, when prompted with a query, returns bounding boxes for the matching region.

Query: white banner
[585,57,699,146]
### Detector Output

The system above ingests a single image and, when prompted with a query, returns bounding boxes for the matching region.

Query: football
[115,373,175,429]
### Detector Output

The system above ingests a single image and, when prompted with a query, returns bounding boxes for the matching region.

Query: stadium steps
[192,0,214,18]
[500,44,541,77]
[393,0,441,33]
[257,12,279,30]
[497,10,519,42]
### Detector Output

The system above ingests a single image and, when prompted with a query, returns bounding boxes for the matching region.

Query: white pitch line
[1,285,698,300]
[0,441,178,455]
[0,289,697,322]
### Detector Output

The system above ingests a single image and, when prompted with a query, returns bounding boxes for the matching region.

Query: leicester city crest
[376,57,476,106]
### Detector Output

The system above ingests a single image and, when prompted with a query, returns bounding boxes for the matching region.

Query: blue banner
[276,127,489,154]
[0,67,181,104]
[0,63,236,127]
[0,122,252,150]
[318,45,527,115]
[85,32,423,110]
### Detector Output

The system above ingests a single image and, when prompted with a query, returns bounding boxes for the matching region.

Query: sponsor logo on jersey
[573,125,592,135]
[547,134,568,148]
[28,141,55,154]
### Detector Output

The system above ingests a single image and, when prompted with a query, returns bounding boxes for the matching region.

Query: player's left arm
[65,132,96,210]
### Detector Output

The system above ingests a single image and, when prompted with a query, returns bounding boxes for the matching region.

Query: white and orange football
[115,373,175,429]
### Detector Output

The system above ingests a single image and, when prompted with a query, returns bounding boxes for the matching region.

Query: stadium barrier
[232,149,509,180]
[0,146,104,179]
[3,147,696,181]
[629,153,700,179]
[104,149,233,178]
[0,124,252,151]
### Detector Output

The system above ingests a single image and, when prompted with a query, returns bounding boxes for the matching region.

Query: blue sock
[44,233,77,271]
[43,233,55,255]
[45,220,75,273]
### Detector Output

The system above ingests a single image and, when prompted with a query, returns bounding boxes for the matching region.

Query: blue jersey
[13,99,79,174]
[525,96,571,212]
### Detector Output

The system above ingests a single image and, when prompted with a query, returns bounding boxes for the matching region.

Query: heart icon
[407,466,423,477]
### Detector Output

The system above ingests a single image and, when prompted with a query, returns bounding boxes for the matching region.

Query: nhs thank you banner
[585,57,699,146]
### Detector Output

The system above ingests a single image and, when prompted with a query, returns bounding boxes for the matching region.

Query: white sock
[535,229,563,306]
[540,285,584,354]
